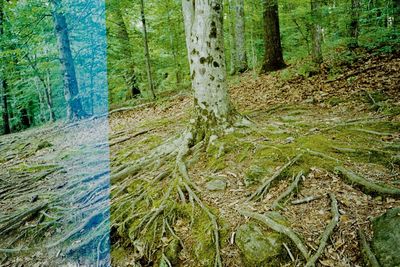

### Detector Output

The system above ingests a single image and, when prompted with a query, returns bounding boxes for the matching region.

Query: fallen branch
[248,154,303,201]
[325,64,382,83]
[238,209,310,261]
[358,229,380,267]
[335,166,400,197]
[271,171,304,209]
[305,193,339,267]
[291,195,322,205]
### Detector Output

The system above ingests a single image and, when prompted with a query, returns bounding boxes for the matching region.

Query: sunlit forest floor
[1,52,399,266]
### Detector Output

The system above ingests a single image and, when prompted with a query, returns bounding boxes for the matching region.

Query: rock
[206,179,227,191]
[235,223,284,266]
[371,207,400,266]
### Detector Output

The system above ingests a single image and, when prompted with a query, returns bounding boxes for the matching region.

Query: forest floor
[0,52,399,267]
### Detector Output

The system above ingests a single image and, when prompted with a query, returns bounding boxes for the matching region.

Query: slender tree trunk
[261,0,286,73]
[234,0,248,73]
[51,0,86,121]
[0,0,10,134]
[166,0,181,86]
[182,0,235,141]
[348,0,360,49]
[311,0,323,64]
[228,0,237,75]
[45,69,56,122]
[140,0,156,99]
[393,0,400,28]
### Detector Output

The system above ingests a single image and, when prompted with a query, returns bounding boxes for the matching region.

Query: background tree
[140,0,156,99]
[0,0,10,134]
[51,0,86,120]
[311,0,323,64]
[261,0,286,73]
[234,0,248,73]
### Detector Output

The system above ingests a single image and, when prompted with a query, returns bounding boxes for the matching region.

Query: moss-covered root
[305,193,339,267]
[358,229,381,267]
[248,153,303,201]
[335,166,400,197]
[238,209,310,261]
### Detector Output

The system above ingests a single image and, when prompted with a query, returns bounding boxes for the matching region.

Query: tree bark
[51,0,86,121]
[0,0,10,134]
[182,0,235,142]
[234,0,248,73]
[348,0,360,49]
[261,0,286,73]
[311,0,323,64]
[140,0,156,100]
[228,0,237,75]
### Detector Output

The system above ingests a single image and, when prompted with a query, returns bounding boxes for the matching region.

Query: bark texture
[234,0,248,73]
[348,0,360,49]
[140,0,156,99]
[0,0,10,134]
[311,0,323,64]
[182,0,234,141]
[261,0,286,73]
[51,0,86,120]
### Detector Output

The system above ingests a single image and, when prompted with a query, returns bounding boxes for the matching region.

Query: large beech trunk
[182,0,234,141]
[261,0,286,73]
[234,0,248,73]
[51,0,86,120]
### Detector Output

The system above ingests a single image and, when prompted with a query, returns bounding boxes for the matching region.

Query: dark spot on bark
[209,21,217,38]
[210,75,215,81]
[190,59,193,64]
[212,3,221,12]
[200,68,206,75]
[216,47,220,51]
[191,71,196,79]
[200,57,206,64]
[213,61,220,68]
[207,41,211,48]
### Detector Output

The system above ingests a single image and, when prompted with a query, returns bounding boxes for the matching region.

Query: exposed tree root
[271,170,304,210]
[335,166,400,197]
[291,195,322,205]
[238,209,310,261]
[358,229,380,267]
[248,154,303,201]
[305,193,339,267]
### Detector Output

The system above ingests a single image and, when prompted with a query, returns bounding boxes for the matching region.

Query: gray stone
[371,207,400,267]
[235,223,283,266]
[206,179,227,191]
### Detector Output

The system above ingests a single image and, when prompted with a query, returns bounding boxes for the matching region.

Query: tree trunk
[234,0,248,73]
[311,0,323,64]
[261,0,286,73]
[166,0,182,86]
[0,0,10,134]
[182,0,235,142]
[45,69,56,122]
[140,0,156,100]
[51,0,86,121]
[228,0,237,75]
[393,0,400,28]
[348,0,360,49]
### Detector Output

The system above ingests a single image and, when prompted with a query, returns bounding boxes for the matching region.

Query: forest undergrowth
[0,52,399,267]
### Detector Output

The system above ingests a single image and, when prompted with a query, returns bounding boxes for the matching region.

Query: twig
[291,195,322,205]
[305,193,339,267]
[238,209,310,261]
